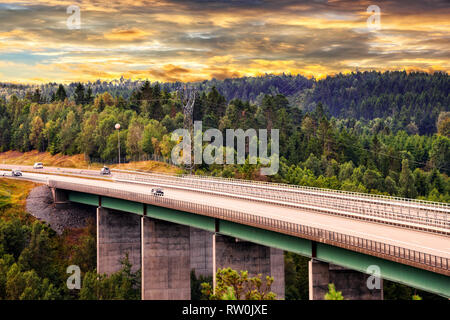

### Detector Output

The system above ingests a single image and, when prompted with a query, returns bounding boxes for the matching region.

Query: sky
[0,0,449,83]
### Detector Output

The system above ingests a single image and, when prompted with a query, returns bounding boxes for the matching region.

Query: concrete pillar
[96,207,141,275]
[308,259,330,300]
[309,259,383,300]
[190,229,285,299]
[269,247,285,298]
[51,188,70,208]
[214,234,285,299]
[141,217,191,300]
[190,228,213,278]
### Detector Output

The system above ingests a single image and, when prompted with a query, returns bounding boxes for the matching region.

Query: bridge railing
[5,164,446,232]
[3,164,448,209]
[48,180,449,276]
[113,173,450,233]
[185,174,450,209]
[112,168,450,210]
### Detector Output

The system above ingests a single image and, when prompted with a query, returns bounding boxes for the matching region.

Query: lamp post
[115,123,121,166]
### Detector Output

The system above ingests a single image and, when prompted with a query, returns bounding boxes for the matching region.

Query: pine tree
[85,86,94,104]
[399,159,417,198]
[74,83,85,105]
[55,84,67,101]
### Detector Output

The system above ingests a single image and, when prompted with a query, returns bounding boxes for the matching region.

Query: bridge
[1,164,449,299]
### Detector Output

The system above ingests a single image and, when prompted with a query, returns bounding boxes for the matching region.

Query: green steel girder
[67,190,450,298]
[102,197,144,215]
[316,243,450,298]
[219,220,312,257]
[145,204,216,232]
[68,191,98,206]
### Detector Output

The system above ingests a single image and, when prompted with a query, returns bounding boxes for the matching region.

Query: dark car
[100,166,111,175]
[151,188,164,196]
[11,169,22,176]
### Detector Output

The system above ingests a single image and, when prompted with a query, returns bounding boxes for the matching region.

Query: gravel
[26,185,96,234]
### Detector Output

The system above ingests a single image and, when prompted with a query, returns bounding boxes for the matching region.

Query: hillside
[1,71,448,134]
[0,151,180,174]
[0,72,448,204]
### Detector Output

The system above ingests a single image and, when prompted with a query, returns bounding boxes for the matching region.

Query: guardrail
[0,166,110,180]
[186,174,450,208]
[112,168,450,209]
[48,179,450,276]
[3,165,448,232]
[114,173,450,234]
[3,164,448,210]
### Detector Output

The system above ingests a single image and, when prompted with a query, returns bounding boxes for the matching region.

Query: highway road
[1,167,449,261]
[2,164,448,234]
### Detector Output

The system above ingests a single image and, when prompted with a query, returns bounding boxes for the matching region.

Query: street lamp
[115,123,121,166]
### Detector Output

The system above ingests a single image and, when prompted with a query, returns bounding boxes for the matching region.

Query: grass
[0,150,180,174]
[0,178,38,222]
[108,160,181,174]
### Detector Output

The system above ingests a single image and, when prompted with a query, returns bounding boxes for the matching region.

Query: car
[33,162,44,169]
[100,166,111,175]
[11,169,22,176]
[151,188,164,196]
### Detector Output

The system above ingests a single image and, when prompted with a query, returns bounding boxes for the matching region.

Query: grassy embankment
[0,150,180,174]
[0,178,38,222]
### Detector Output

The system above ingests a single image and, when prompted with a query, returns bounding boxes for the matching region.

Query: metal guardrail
[113,168,450,209]
[3,165,448,232]
[185,174,450,209]
[3,164,448,209]
[48,180,450,276]
[0,166,111,180]
[114,173,450,234]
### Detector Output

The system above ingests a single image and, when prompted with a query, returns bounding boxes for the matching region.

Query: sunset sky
[0,0,449,83]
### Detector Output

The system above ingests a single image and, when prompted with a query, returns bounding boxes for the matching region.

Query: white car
[33,162,44,169]
[100,166,111,175]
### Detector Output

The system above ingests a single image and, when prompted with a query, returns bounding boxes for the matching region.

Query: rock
[26,185,96,234]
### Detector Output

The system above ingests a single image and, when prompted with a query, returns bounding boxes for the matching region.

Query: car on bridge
[33,162,44,169]
[151,188,164,196]
[11,169,22,177]
[100,166,111,175]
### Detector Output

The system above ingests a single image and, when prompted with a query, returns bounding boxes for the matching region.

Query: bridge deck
[16,170,447,260]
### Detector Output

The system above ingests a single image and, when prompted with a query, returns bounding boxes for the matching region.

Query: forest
[0,179,140,300]
[1,71,448,134]
[0,71,449,300]
[0,71,449,202]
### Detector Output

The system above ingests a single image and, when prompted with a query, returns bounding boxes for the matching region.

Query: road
[2,164,448,234]
[2,167,449,260]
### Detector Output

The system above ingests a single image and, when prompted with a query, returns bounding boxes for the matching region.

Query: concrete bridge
[1,165,449,299]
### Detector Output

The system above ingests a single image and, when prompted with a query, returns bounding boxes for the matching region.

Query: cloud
[0,0,448,83]
[103,27,153,41]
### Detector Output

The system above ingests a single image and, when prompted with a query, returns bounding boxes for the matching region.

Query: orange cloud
[104,27,153,41]
[0,0,448,83]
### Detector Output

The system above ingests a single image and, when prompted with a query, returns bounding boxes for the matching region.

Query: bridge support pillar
[141,217,191,300]
[308,259,383,300]
[51,188,70,208]
[190,228,213,278]
[96,207,141,275]
[213,234,285,299]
